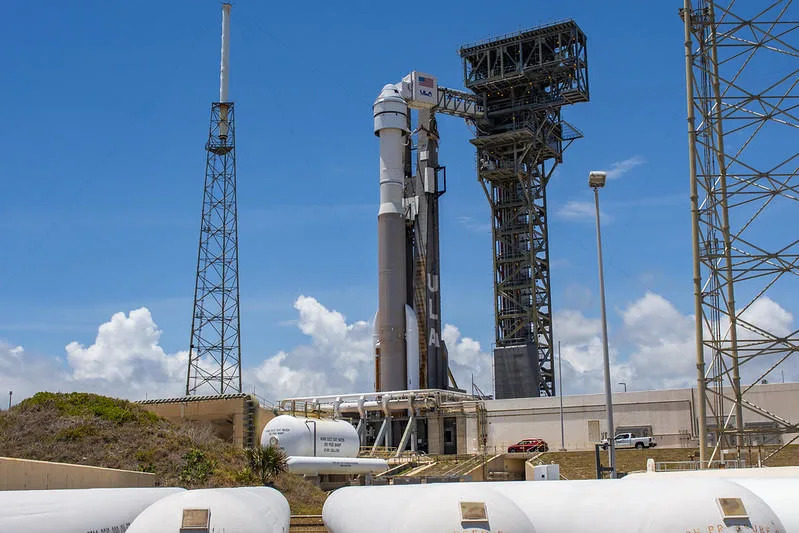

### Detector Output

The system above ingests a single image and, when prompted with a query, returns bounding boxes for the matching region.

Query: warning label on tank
[320,436,345,454]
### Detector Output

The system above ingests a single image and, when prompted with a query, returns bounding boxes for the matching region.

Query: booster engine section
[374,84,410,392]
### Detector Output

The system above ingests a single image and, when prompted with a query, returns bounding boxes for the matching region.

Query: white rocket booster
[373,84,409,392]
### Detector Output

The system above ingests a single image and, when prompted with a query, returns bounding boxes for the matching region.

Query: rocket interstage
[373,84,410,392]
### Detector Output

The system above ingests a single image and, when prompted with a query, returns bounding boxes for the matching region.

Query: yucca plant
[246,445,287,485]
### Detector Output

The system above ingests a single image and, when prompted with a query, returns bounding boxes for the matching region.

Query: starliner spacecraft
[372,72,483,393]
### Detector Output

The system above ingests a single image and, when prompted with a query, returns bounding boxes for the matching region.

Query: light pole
[558,341,566,451]
[589,170,616,479]
[618,382,627,393]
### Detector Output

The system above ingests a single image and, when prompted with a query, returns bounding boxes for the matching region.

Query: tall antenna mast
[186,3,242,395]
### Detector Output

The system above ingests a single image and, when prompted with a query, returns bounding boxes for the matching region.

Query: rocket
[372,74,450,393]
[373,84,412,392]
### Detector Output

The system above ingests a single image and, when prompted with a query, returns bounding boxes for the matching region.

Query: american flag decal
[418,76,434,88]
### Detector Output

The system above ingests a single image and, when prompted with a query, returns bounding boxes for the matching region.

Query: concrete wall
[139,394,274,449]
[0,457,155,490]
[481,383,799,452]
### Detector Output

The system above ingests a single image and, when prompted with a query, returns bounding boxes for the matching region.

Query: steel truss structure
[187,102,243,395]
[681,0,798,462]
[459,21,589,398]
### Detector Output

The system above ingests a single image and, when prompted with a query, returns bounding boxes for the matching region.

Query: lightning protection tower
[682,0,798,463]
[186,3,242,395]
[460,22,589,398]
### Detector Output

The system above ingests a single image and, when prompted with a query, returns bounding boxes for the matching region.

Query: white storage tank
[262,415,360,458]
[126,487,290,533]
[324,483,536,533]
[323,479,785,533]
[0,487,183,533]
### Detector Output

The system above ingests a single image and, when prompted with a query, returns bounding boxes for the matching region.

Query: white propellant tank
[625,466,799,530]
[323,479,785,533]
[0,487,184,533]
[324,483,536,533]
[126,487,290,533]
[262,415,360,458]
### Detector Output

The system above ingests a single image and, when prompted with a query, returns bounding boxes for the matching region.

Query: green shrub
[179,449,215,485]
[21,392,160,425]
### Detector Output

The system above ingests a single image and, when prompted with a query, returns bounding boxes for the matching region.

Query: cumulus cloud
[443,324,492,393]
[2,291,795,406]
[248,296,374,399]
[66,308,186,385]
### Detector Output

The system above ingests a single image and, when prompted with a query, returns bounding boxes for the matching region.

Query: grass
[0,392,327,513]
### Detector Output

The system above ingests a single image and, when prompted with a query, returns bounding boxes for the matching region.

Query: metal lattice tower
[460,22,589,398]
[681,0,798,463]
[187,4,242,395]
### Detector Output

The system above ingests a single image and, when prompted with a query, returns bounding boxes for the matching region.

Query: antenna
[187,3,242,395]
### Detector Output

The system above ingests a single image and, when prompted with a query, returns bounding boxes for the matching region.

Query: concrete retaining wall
[0,457,155,490]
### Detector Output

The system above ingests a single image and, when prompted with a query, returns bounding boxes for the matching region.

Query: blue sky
[1,1,795,401]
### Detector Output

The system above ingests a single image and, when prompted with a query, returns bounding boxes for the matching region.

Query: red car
[507,438,549,453]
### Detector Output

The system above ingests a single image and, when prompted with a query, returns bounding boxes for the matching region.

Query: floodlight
[588,171,607,188]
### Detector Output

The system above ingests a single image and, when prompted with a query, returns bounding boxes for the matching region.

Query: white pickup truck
[601,432,656,449]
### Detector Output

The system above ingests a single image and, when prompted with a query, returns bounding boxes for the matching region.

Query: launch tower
[460,22,589,398]
[186,4,242,395]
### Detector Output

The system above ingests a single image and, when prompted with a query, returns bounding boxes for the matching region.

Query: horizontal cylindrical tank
[625,466,799,530]
[126,487,290,533]
[262,415,360,458]
[323,479,785,533]
[0,487,183,533]
[287,456,388,475]
[324,483,535,533]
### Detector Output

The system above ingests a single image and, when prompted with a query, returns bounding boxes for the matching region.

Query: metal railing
[655,459,747,472]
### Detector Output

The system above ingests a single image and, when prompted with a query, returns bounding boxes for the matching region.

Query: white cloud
[556,200,595,221]
[605,155,645,180]
[443,324,492,394]
[66,308,186,384]
[2,292,795,406]
[248,296,374,399]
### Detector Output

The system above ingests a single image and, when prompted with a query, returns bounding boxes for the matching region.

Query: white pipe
[219,3,231,102]
[287,456,388,476]
[406,305,419,390]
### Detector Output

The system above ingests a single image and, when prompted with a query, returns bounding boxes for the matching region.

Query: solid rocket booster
[374,84,409,392]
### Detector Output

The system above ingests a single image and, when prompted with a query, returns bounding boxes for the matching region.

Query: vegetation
[0,392,327,514]
[247,445,288,485]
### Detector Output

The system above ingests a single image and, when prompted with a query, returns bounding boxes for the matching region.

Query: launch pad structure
[461,22,589,398]
[374,21,589,399]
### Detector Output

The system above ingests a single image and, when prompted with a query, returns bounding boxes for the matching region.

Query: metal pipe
[593,186,616,478]
[219,3,231,102]
[683,0,708,466]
